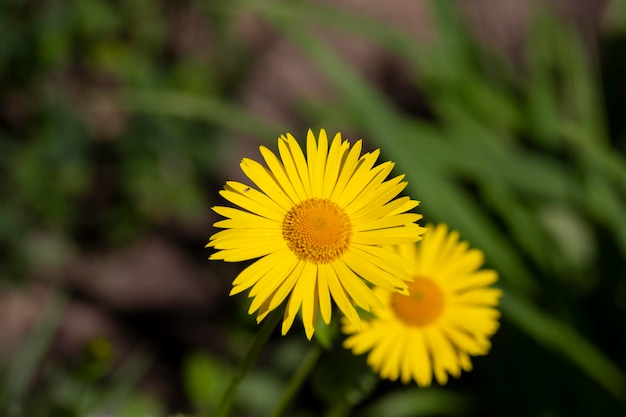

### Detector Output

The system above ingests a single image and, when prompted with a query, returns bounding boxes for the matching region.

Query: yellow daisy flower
[342,223,502,385]
[207,129,426,339]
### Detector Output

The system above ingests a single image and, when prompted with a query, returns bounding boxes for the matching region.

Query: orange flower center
[282,198,352,264]
[391,277,445,327]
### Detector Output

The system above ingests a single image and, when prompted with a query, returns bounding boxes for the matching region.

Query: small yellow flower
[207,129,425,339]
[342,223,502,385]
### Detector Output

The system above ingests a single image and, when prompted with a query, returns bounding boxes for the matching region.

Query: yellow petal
[332,260,382,311]
[285,133,312,197]
[329,139,363,201]
[278,136,308,201]
[342,248,409,290]
[260,145,302,204]
[334,150,381,208]
[299,262,319,340]
[230,250,291,294]
[248,253,299,312]
[317,263,333,324]
[240,158,294,210]
[326,265,360,324]
[344,162,395,212]
[210,240,285,262]
[407,330,433,386]
[307,129,328,197]
[219,188,284,222]
[352,213,423,232]
[321,133,348,198]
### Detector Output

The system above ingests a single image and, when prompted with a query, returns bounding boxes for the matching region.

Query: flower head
[207,129,425,339]
[341,223,502,385]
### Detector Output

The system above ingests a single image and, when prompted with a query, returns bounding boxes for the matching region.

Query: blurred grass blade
[552,7,608,148]
[0,290,67,407]
[103,348,153,412]
[583,173,626,256]
[360,387,472,417]
[525,5,564,146]
[502,293,626,401]
[120,90,283,138]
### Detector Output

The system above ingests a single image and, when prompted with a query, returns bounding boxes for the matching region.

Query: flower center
[391,277,445,327]
[282,198,352,264]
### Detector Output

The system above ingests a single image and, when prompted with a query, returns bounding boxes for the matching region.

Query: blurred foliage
[1,0,626,416]
[0,291,159,417]
[0,0,278,283]
[183,351,232,415]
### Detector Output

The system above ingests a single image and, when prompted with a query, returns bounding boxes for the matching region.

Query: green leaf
[121,90,283,139]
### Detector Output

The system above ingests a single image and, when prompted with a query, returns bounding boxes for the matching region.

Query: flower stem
[268,342,324,417]
[215,310,282,417]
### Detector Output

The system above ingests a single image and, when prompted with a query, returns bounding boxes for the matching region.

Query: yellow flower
[341,223,502,385]
[207,129,425,339]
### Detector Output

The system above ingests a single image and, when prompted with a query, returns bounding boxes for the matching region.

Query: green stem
[268,343,324,417]
[215,311,282,417]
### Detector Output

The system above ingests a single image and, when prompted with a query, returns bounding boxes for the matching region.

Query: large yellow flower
[342,223,502,385]
[207,129,425,339]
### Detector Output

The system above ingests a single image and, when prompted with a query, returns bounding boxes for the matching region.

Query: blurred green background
[1,0,626,416]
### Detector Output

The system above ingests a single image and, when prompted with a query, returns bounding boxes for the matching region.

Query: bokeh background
[1,0,626,416]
